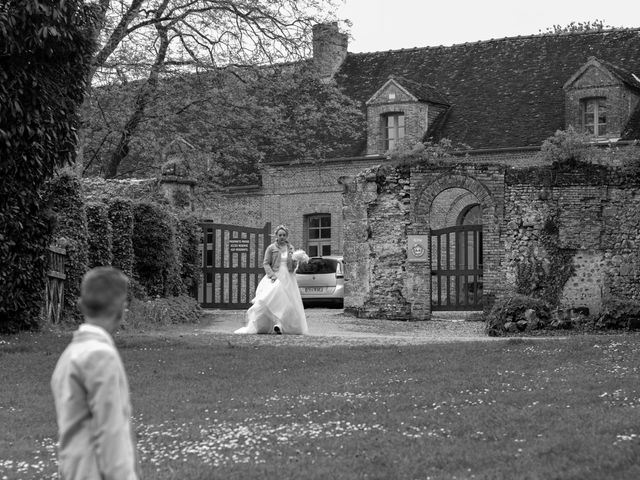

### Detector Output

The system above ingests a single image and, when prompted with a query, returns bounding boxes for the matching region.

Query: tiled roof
[388,75,450,105]
[622,103,640,140]
[599,58,640,91]
[335,29,640,152]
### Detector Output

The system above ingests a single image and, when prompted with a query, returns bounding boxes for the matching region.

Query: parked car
[296,256,344,308]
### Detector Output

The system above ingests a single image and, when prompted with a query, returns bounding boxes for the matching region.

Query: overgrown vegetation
[597,297,640,330]
[515,214,575,305]
[0,1,96,332]
[485,294,552,336]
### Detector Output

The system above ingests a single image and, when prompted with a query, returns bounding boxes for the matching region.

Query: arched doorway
[429,189,483,310]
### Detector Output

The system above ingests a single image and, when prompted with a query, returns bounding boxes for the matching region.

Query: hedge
[0,1,95,332]
[132,202,179,297]
[108,198,135,277]
[86,202,113,268]
[45,173,89,324]
[176,215,201,295]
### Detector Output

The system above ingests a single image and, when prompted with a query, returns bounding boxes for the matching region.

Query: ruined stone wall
[342,165,412,319]
[342,155,640,320]
[501,163,640,315]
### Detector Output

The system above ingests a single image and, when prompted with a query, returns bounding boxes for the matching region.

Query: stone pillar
[158,138,197,210]
[159,160,196,211]
[159,173,196,211]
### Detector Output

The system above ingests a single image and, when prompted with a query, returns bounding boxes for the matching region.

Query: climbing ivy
[515,214,575,306]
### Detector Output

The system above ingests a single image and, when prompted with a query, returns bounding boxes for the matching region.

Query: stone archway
[407,172,501,318]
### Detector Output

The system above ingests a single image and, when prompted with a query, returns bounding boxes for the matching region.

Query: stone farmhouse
[155,23,640,318]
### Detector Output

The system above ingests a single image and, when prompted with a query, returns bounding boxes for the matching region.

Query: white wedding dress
[234,251,308,335]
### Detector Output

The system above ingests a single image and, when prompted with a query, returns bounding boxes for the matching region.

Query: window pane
[398,114,405,127]
[322,245,332,256]
[598,110,606,125]
[310,217,320,228]
[320,216,331,227]
[585,101,595,114]
[206,250,213,266]
[599,124,607,135]
[584,112,593,126]
[320,228,331,239]
[387,115,395,128]
[309,245,318,257]
[309,229,319,239]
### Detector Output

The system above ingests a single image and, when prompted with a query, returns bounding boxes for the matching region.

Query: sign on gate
[198,222,271,309]
[407,235,429,262]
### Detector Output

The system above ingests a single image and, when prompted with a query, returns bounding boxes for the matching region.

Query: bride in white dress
[235,225,308,335]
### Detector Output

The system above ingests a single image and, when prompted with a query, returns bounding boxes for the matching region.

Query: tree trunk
[104,26,169,178]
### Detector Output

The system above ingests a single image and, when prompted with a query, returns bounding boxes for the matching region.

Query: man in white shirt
[51,267,139,479]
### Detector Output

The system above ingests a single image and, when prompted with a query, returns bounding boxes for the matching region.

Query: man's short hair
[79,267,128,318]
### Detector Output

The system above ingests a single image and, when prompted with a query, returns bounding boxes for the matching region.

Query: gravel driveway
[195,308,498,347]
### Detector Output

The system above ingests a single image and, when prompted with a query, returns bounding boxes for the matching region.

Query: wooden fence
[46,245,66,324]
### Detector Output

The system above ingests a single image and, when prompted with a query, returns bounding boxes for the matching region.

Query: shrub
[0,1,95,332]
[596,297,640,330]
[132,202,178,297]
[485,294,551,336]
[86,202,112,268]
[108,198,135,277]
[177,215,201,296]
[539,127,591,166]
[124,295,202,330]
[44,174,89,324]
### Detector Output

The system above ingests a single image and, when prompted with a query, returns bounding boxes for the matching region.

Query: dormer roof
[366,75,450,106]
[564,57,640,91]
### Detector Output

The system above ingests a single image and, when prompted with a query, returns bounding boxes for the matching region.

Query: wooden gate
[46,245,66,323]
[198,222,271,309]
[431,225,483,310]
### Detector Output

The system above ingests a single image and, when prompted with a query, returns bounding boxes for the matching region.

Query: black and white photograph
[1,0,640,478]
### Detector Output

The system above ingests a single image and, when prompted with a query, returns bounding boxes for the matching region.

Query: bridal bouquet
[292,249,309,264]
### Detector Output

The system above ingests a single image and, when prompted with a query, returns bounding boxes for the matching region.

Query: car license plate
[304,287,324,293]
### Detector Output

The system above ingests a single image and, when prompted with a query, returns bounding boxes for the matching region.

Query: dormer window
[384,112,405,150]
[581,97,607,136]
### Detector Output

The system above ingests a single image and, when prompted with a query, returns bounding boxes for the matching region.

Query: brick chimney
[312,22,348,81]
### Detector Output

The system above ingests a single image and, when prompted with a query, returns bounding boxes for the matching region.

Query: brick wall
[260,157,386,254]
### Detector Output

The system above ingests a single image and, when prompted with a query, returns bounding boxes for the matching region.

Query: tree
[82,64,365,184]
[79,0,341,178]
[0,0,96,332]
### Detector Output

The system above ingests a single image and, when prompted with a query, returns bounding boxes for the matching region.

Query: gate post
[406,229,432,321]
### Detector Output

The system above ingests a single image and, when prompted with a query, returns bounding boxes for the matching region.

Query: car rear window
[297,258,338,274]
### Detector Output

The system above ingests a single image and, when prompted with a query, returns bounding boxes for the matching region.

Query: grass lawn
[1,329,640,479]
